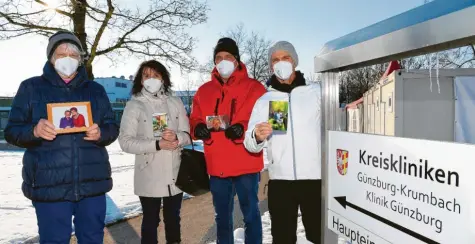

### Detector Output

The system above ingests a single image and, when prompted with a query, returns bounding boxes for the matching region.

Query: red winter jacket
[190,63,267,177]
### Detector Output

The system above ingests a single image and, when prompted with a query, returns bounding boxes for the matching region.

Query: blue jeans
[210,173,262,244]
[33,194,106,244]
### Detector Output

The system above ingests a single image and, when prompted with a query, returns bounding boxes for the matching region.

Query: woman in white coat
[118,60,191,244]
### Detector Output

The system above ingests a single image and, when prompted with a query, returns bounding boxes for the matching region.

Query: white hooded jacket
[244,78,322,180]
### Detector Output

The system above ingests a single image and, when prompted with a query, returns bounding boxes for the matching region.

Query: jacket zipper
[289,92,297,180]
[74,135,79,201]
[70,88,79,201]
[230,99,236,124]
[214,98,220,116]
[168,185,172,197]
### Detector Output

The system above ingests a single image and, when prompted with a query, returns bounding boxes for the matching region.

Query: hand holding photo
[152,113,168,137]
[47,102,93,134]
[84,124,101,141]
[268,101,289,132]
[161,129,177,142]
[206,115,230,132]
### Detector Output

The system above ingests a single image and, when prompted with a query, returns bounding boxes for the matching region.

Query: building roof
[315,0,475,72]
[345,97,364,109]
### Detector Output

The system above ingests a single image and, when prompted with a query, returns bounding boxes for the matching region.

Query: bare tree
[339,64,386,104]
[400,46,475,70]
[306,72,322,85]
[224,23,272,83]
[176,76,202,115]
[340,45,475,104]
[0,0,208,79]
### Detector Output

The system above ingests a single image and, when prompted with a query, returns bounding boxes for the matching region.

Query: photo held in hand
[47,101,93,134]
[268,101,288,132]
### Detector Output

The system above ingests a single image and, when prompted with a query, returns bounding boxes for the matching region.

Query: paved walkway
[68,171,270,244]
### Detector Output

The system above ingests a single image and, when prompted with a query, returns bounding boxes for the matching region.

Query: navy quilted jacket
[5,62,119,202]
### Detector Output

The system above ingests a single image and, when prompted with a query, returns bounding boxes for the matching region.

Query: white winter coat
[244,81,322,180]
[118,89,191,197]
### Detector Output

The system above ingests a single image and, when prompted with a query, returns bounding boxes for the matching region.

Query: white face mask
[273,61,294,81]
[216,60,236,79]
[143,78,163,94]
[54,57,79,77]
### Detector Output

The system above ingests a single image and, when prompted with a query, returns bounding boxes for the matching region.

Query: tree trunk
[86,63,94,80]
[72,1,93,80]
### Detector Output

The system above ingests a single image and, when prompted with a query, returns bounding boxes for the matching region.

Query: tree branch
[95,9,170,56]
[458,58,475,68]
[88,0,114,65]
[34,0,73,17]
[85,10,102,22]
[0,12,64,32]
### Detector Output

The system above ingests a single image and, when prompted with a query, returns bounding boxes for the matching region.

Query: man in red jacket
[190,37,267,243]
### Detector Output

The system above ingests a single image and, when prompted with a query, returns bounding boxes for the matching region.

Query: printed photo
[152,113,168,137]
[206,115,230,132]
[47,102,93,134]
[268,101,289,132]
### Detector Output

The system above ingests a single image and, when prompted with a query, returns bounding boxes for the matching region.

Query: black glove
[225,123,244,140]
[194,123,211,140]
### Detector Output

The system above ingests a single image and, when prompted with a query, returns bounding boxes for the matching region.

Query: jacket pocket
[25,151,39,188]
[136,153,153,171]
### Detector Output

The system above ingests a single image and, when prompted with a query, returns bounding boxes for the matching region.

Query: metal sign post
[315,0,475,243]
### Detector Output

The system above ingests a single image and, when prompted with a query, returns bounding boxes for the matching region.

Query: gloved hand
[194,123,211,140]
[225,123,244,140]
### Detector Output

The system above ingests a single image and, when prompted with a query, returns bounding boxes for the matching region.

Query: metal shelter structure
[314,0,475,242]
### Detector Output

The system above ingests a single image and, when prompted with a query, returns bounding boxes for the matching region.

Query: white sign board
[327,131,475,244]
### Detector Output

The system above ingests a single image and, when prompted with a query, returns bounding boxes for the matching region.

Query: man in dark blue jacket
[5,30,119,244]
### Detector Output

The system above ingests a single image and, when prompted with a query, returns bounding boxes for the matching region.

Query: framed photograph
[206,115,230,132]
[152,112,168,137]
[268,101,289,132]
[47,102,93,134]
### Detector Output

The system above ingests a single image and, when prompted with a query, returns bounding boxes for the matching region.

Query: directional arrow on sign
[334,196,439,244]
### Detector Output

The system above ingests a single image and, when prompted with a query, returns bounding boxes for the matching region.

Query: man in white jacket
[244,41,322,244]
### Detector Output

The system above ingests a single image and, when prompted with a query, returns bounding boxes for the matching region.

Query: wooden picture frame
[47,102,93,134]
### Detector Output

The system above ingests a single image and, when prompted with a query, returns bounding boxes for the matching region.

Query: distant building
[0,97,12,140]
[173,90,197,115]
[94,77,133,103]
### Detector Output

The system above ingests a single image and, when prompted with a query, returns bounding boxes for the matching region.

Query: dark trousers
[139,193,184,244]
[268,180,322,244]
[33,194,106,244]
[210,173,262,244]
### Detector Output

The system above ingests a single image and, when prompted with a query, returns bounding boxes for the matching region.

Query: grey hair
[51,43,83,63]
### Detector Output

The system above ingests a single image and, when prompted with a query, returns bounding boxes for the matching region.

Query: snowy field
[0,141,200,243]
[1,141,348,244]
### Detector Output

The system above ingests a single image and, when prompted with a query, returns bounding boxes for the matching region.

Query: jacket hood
[42,61,88,88]
[210,61,250,86]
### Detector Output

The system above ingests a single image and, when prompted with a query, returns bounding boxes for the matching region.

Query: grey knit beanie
[47,30,83,59]
[268,41,299,68]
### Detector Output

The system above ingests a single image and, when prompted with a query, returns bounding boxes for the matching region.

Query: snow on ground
[208,211,350,244]
[0,141,202,243]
